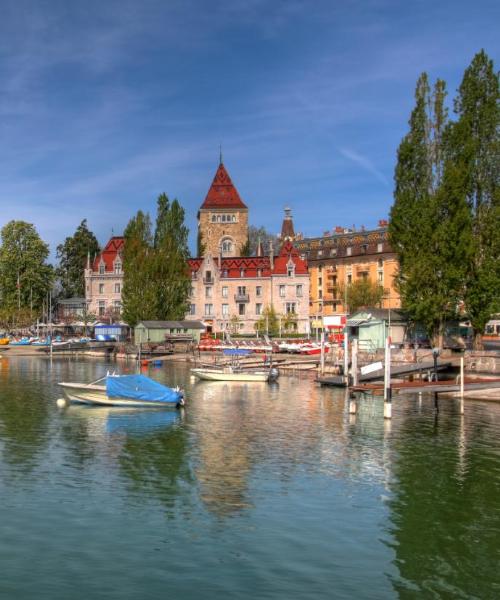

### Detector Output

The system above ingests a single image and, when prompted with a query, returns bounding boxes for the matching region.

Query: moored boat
[58,374,184,408]
[191,365,279,382]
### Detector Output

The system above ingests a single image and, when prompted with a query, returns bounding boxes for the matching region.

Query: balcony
[234,293,250,303]
[203,277,214,285]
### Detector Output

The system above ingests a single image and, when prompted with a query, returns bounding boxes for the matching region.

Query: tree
[240,238,251,257]
[338,279,385,314]
[446,50,500,347]
[121,211,155,327]
[254,305,279,337]
[389,74,465,346]
[56,219,100,298]
[247,226,279,256]
[0,221,54,316]
[197,228,206,257]
[282,311,298,333]
[153,194,191,320]
[122,195,191,328]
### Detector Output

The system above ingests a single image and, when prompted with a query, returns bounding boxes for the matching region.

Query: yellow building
[295,223,400,331]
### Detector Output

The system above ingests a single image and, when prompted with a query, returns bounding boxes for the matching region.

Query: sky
[0,0,498,256]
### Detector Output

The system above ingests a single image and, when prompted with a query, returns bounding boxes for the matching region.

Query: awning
[347,318,369,326]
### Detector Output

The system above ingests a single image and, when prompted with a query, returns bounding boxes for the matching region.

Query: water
[0,357,499,599]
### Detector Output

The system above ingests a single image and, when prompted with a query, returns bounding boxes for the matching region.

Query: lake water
[0,357,499,599]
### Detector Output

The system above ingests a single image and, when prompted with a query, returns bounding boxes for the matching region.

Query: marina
[1,356,500,598]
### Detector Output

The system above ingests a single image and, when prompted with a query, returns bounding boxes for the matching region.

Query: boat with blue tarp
[58,374,184,408]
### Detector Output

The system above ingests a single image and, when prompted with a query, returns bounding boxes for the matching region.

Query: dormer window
[240,268,245,277]
[99,263,105,275]
[287,261,295,278]
[114,262,121,274]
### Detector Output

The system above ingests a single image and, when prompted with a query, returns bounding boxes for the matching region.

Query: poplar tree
[56,219,100,298]
[389,74,463,345]
[121,211,155,327]
[447,50,500,347]
[153,194,191,320]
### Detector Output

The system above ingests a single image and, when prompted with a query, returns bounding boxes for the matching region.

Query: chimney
[335,226,343,234]
[256,236,263,257]
[269,241,274,270]
[378,219,388,228]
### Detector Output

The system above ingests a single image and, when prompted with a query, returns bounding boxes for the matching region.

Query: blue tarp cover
[223,348,253,355]
[106,375,182,404]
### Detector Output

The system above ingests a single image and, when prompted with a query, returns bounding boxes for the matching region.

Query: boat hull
[58,383,183,408]
[191,368,278,382]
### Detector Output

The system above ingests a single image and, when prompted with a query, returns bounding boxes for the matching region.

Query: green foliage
[339,279,385,314]
[447,50,500,341]
[0,221,54,315]
[0,307,34,331]
[240,238,251,257]
[122,195,191,327]
[282,311,298,333]
[254,305,279,336]
[56,219,100,298]
[197,228,206,257]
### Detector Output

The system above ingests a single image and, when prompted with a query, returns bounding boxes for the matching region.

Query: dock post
[384,336,392,419]
[320,331,325,376]
[343,328,349,387]
[352,339,358,386]
[459,356,464,414]
[349,393,357,415]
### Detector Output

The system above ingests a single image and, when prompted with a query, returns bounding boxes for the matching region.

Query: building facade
[295,222,400,331]
[84,236,124,318]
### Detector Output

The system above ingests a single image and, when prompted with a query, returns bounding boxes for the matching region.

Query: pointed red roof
[200,162,247,210]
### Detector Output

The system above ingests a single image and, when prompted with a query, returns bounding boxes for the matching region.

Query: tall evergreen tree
[56,219,100,298]
[153,194,191,320]
[0,221,54,314]
[447,50,500,346]
[390,74,462,345]
[121,211,155,327]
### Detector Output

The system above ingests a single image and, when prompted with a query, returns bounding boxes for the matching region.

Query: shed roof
[348,308,406,324]
[137,320,205,330]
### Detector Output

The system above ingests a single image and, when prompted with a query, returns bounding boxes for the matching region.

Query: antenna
[219,143,223,165]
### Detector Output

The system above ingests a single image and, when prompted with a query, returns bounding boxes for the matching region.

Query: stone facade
[198,162,249,257]
[84,237,124,318]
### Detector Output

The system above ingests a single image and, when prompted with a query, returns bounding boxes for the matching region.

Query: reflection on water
[0,356,499,599]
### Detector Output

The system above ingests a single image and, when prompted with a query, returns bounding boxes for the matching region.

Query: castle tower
[197,160,248,257]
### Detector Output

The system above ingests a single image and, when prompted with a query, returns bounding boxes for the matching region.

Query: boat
[0,338,9,345]
[58,374,184,408]
[191,365,279,382]
[10,337,31,346]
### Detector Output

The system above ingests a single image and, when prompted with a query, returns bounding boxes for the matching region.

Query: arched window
[221,238,233,254]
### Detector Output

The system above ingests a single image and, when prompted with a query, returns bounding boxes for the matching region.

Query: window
[98,300,105,316]
[378,271,383,283]
[205,286,212,298]
[99,264,105,274]
[377,243,383,252]
[347,274,352,284]
[114,262,121,274]
[222,269,228,278]
[285,302,296,314]
[114,283,121,293]
[256,285,262,297]
[237,286,246,296]
[317,250,323,257]
[212,215,216,222]
[319,290,323,299]
[222,304,229,316]
[378,259,383,268]
[361,244,368,254]
[113,300,121,310]
[222,214,226,222]
[99,283,104,294]
[346,247,352,256]
[222,286,228,298]
[330,248,337,257]
[287,266,294,277]
[221,239,233,254]
[279,285,286,297]
[190,286,195,296]
[238,303,245,316]
[255,303,262,315]
[190,304,196,315]
[296,284,303,297]
[232,215,236,222]
[205,270,212,282]
[204,304,213,316]
[318,277,322,286]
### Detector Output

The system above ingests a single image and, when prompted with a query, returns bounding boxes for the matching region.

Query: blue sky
[0,0,498,256]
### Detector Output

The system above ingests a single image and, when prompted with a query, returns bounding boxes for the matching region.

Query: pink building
[85,237,124,318]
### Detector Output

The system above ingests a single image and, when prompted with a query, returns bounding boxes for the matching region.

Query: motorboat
[58,374,184,408]
[10,337,31,346]
[191,365,279,382]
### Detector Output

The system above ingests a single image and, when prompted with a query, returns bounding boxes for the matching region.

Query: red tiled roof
[200,162,247,210]
[92,236,124,272]
[188,242,308,277]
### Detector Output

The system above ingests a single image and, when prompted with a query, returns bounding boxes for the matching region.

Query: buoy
[56,398,67,408]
